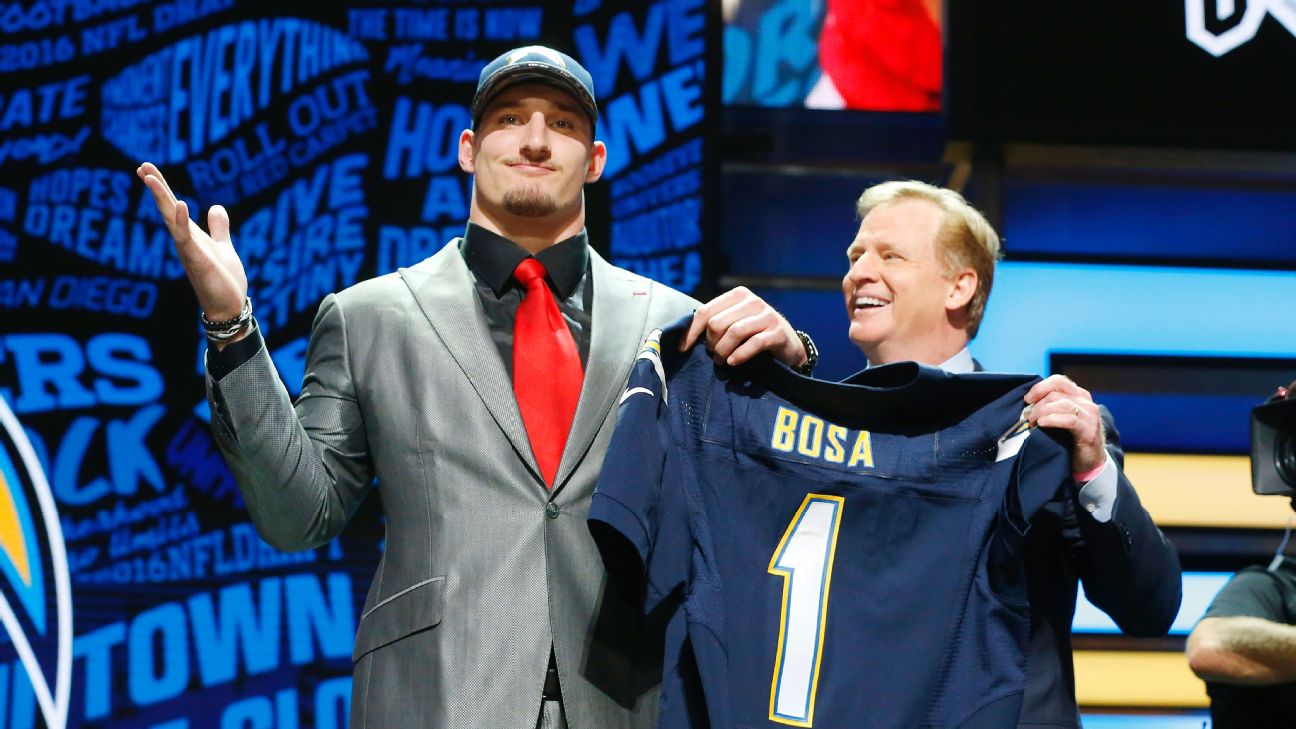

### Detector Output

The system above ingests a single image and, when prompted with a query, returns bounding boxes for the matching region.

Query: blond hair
[856,180,1002,338]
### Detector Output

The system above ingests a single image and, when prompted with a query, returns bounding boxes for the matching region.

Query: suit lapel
[552,251,651,494]
[400,242,542,482]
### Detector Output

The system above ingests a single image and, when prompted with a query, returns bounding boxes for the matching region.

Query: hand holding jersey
[1023,375,1109,477]
[682,285,809,370]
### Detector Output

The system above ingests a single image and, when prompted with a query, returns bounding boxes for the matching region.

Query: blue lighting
[1080,714,1211,729]
[976,262,1296,376]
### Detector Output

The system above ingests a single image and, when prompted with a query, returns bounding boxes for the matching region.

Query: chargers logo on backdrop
[1186,0,1296,56]
[0,397,72,729]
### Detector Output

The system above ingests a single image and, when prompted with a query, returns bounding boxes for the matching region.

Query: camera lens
[1277,431,1296,488]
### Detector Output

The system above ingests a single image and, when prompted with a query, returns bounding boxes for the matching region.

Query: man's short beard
[502,186,558,217]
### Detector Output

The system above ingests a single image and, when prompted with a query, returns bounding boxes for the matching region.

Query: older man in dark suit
[837,180,1182,728]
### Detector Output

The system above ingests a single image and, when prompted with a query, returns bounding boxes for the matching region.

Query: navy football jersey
[590,318,1074,729]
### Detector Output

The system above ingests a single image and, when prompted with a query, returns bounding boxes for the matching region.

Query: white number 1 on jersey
[768,494,844,726]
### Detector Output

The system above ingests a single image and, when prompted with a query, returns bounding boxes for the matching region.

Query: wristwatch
[793,330,818,375]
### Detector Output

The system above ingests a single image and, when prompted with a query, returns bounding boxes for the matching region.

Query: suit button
[545,502,560,519]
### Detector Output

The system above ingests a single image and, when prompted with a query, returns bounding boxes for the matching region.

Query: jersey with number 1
[590,318,1074,729]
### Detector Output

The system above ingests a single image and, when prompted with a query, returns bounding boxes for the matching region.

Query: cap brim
[472,64,598,126]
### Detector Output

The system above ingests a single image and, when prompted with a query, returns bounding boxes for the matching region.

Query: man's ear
[459,129,476,173]
[946,269,977,312]
[585,141,607,183]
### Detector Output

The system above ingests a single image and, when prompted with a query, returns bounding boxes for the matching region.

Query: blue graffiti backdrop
[0,1,713,726]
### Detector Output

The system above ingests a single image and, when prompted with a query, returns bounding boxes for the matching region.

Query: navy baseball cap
[471,45,598,129]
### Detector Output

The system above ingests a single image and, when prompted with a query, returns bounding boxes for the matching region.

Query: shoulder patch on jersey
[619,386,656,404]
[622,329,668,405]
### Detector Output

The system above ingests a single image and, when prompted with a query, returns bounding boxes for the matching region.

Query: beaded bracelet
[201,296,252,341]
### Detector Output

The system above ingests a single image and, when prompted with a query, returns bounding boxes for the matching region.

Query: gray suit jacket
[207,241,697,729]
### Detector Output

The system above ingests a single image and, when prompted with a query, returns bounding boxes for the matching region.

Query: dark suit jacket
[966,362,1183,728]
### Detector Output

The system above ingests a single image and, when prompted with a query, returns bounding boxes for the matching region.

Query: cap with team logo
[471,45,598,128]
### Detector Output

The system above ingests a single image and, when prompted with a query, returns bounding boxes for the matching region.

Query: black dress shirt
[206,222,593,382]
[459,222,593,378]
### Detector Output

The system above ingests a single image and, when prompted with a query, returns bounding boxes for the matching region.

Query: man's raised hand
[1024,374,1108,475]
[136,162,247,322]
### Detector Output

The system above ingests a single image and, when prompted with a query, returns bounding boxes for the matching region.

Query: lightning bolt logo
[0,397,72,729]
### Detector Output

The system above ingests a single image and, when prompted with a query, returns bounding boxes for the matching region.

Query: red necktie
[513,258,584,487]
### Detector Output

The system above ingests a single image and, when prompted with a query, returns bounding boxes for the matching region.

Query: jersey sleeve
[590,332,691,616]
[989,428,1072,605]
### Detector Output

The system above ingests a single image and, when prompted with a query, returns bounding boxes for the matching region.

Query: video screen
[723,0,942,111]
[947,2,1296,150]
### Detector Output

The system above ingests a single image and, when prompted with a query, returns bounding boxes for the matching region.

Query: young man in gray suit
[136,47,810,729]
[838,180,1182,727]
